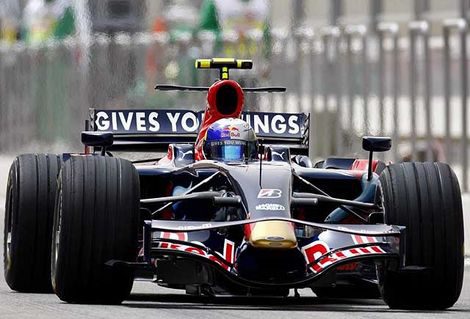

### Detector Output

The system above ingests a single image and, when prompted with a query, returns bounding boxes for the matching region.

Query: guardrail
[0,21,469,189]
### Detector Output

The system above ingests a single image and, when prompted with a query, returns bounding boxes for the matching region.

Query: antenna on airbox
[195,58,253,80]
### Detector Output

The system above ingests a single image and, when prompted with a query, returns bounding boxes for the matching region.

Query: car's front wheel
[379,162,464,309]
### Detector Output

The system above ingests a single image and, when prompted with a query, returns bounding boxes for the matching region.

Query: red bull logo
[221,125,241,138]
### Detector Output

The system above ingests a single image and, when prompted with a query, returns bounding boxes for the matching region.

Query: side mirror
[362,136,392,152]
[362,136,391,181]
[81,131,114,148]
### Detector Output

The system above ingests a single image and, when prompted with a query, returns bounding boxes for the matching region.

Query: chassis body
[120,147,402,295]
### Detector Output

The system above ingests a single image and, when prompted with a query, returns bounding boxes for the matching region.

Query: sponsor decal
[301,240,386,273]
[93,110,307,138]
[266,236,286,241]
[241,113,302,136]
[177,223,212,230]
[257,189,282,198]
[336,226,384,235]
[221,125,241,138]
[336,262,359,272]
[157,231,188,249]
[255,203,286,211]
[179,149,193,160]
[271,150,286,160]
[157,231,235,271]
[95,110,200,133]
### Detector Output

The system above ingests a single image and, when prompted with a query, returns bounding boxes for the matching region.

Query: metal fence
[0,20,469,189]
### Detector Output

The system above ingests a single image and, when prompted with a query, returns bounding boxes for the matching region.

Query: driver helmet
[203,118,258,162]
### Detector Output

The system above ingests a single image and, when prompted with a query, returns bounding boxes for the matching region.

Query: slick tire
[379,162,464,309]
[51,156,139,304]
[4,154,61,292]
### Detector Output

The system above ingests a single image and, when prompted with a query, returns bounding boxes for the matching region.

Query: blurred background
[0,0,469,189]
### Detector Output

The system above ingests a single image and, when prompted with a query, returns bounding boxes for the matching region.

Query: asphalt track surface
[0,158,469,318]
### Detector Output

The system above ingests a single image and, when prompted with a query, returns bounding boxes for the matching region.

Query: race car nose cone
[249,221,297,249]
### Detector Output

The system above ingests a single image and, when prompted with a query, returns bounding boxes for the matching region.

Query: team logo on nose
[257,189,282,198]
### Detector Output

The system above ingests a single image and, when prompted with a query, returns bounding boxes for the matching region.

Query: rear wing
[86,109,309,154]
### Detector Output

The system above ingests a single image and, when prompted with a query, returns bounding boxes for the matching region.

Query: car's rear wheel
[379,162,464,309]
[4,154,61,292]
[51,156,139,304]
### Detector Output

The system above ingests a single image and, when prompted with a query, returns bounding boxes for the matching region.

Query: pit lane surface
[0,157,469,318]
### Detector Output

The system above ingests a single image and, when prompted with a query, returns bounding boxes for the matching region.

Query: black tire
[51,156,139,304]
[379,162,464,309]
[3,154,61,292]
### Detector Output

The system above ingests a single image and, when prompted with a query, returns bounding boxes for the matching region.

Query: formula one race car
[4,58,464,309]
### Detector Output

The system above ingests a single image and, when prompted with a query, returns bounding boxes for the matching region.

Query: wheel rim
[51,187,62,290]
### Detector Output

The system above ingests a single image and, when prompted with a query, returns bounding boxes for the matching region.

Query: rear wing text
[87,109,309,153]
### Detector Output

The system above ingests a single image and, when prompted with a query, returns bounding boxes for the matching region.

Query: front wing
[139,217,403,288]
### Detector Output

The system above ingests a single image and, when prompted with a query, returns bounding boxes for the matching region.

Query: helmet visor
[206,140,246,161]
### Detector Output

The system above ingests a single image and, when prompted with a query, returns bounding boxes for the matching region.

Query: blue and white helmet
[203,118,258,162]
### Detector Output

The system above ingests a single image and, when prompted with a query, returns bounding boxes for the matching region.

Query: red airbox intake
[207,80,244,117]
